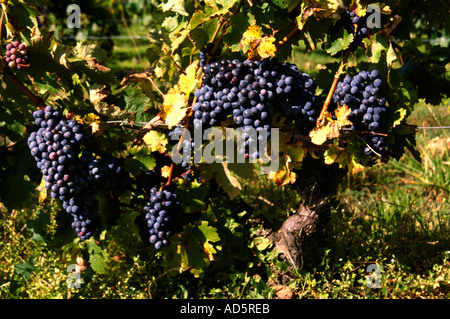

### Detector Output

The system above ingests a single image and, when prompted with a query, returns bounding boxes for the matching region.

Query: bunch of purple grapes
[4,41,29,70]
[28,106,130,240]
[143,187,182,249]
[194,46,321,158]
[333,70,388,156]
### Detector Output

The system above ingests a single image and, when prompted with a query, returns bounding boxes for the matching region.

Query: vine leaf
[324,144,364,173]
[81,113,102,135]
[143,131,168,153]
[178,61,199,97]
[160,89,189,129]
[36,176,47,204]
[309,104,352,145]
[240,25,277,60]
[175,220,220,277]
[325,29,354,56]
[267,167,297,186]
[127,145,156,174]
[386,42,399,68]
[160,0,189,16]
[86,238,108,274]
[296,0,339,30]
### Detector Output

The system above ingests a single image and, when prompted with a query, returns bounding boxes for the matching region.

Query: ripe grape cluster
[27,106,130,240]
[4,41,29,70]
[194,46,321,158]
[333,70,388,156]
[328,10,369,57]
[143,187,182,249]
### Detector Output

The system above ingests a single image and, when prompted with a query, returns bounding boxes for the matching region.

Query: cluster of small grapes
[4,41,29,70]
[143,187,182,249]
[28,106,130,240]
[333,70,388,156]
[194,49,320,158]
[328,10,369,57]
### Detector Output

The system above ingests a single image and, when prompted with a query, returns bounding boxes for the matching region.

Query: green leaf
[4,0,37,36]
[175,220,220,277]
[223,12,252,52]
[366,35,388,64]
[198,220,220,243]
[127,145,156,175]
[177,179,209,213]
[89,254,107,274]
[123,86,154,123]
[85,238,108,274]
[14,261,37,280]
[252,236,272,251]
[26,210,50,242]
[325,29,354,56]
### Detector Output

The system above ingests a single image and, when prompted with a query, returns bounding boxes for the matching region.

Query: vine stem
[276,26,299,50]
[2,67,47,109]
[317,47,351,124]
[317,21,362,125]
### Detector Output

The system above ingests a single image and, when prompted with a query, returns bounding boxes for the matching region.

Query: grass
[105,39,149,72]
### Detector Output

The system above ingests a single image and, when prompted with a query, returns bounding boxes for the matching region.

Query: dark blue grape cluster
[143,187,181,249]
[327,10,369,57]
[194,52,321,158]
[333,70,388,156]
[27,106,130,240]
[4,41,29,70]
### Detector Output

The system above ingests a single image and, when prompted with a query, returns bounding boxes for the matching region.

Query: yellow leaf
[351,161,365,174]
[241,25,262,44]
[241,25,277,60]
[309,122,331,145]
[36,176,47,204]
[257,36,277,59]
[82,113,102,135]
[143,130,168,153]
[161,89,189,129]
[178,61,199,96]
[161,165,172,178]
[267,169,296,186]
[392,108,407,127]
[309,105,352,145]
[324,144,361,171]
[335,104,353,127]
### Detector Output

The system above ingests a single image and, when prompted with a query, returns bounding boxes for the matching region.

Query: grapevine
[2,0,440,289]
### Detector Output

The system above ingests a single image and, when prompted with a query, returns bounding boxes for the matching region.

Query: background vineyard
[1,0,449,299]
